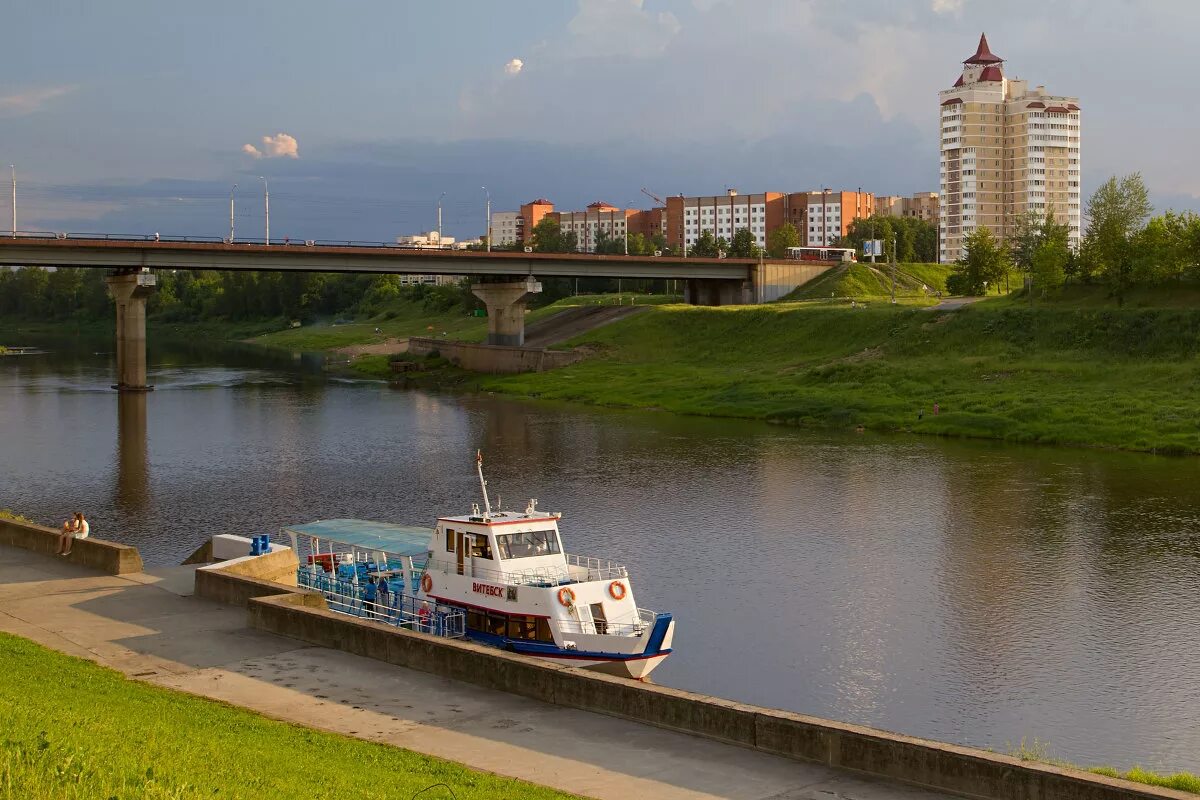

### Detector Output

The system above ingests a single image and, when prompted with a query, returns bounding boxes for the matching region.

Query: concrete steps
[523,305,647,348]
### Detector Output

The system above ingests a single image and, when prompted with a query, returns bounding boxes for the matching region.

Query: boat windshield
[496,529,560,560]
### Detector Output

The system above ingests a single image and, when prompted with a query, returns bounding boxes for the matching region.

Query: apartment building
[784,190,876,247]
[664,190,785,253]
[555,202,634,252]
[519,198,554,243]
[879,192,939,222]
[939,33,1081,262]
[490,211,522,247]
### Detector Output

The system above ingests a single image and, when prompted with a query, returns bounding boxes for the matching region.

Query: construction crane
[640,187,665,207]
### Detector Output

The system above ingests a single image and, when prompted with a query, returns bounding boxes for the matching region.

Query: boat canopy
[283,519,433,557]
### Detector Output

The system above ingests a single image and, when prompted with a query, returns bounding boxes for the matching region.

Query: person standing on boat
[376,576,390,620]
[363,576,378,619]
[56,512,88,556]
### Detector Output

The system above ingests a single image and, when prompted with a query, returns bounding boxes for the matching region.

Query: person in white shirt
[57,512,89,555]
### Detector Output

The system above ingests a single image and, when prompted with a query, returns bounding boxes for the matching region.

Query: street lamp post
[438,192,446,244]
[229,184,237,243]
[481,186,491,252]
[626,202,633,255]
[9,165,15,238]
[258,176,269,245]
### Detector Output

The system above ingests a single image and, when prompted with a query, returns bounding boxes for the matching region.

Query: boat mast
[476,450,492,518]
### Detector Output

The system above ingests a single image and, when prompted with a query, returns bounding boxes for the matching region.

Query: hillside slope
[784,262,954,303]
[483,302,1200,454]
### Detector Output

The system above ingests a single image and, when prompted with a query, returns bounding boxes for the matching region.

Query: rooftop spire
[964,32,1003,65]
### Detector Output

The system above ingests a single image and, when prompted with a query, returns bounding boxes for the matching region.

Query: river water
[3,335,1199,773]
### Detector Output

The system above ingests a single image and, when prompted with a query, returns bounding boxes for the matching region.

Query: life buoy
[420,573,433,593]
[608,581,627,601]
[557,587,576,607]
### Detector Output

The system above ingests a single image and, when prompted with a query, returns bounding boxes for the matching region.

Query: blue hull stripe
[465,627,672,662]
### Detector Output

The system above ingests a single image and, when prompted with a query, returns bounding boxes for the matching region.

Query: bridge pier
[471,277,542,346]
[684,278,752,306]
[105,271,157,392]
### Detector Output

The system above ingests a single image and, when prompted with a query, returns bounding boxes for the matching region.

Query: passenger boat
[285,453,675,680]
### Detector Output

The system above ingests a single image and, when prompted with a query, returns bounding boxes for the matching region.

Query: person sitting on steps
[57,512,89,556]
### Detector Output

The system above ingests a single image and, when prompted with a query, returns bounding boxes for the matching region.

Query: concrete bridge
[0,236,831,390]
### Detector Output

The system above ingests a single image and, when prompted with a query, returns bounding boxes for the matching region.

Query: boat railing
[565,553,628,581]
[557,607,658,637]
[425,556,574,587]
[297,570,465,638]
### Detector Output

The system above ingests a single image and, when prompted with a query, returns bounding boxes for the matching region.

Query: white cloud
[564,0,682,58]
[931,0,964,14]
[504,58,524,76]
[0,85,76,117]
[242,132,299,159]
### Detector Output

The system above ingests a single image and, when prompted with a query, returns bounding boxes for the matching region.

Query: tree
[689,230,719,258]
[1030,216,1070,295]
[766,223,800,258]
[1081,173,1152,305]
[530,217,579,253]
[947,227,1010,296]
[728,228,761,258]
[1008,211,1045,280]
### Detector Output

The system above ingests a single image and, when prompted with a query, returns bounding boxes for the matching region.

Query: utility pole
[481,186,491,252]
[891,233,897,304]
[9,165,15,237]
[438,192,445,244]
[259,176,269,245]
[229,184,237,243]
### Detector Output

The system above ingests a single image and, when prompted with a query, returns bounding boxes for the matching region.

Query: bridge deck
[0,236,757,280]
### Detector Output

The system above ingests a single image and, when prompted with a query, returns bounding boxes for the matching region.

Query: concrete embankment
[190,539,1190,800]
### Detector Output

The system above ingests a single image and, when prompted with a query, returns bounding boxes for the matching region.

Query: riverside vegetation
[0,632,578,800]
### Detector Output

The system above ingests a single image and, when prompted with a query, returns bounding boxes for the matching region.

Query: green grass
[0,509,34,524]
[0,632,578,800]
[478,301,1200,455]
[1009,738,1200,795]
[782,262,954,305]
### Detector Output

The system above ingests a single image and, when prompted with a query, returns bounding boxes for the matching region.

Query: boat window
[470,534,493,560]
[445,528,454,553]
[536,618,553,643]
[507,615,538,640]
[485,612,507,636]
[496,529,560,560]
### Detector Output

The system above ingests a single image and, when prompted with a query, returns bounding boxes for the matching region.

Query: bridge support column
[471,277,542,346]
[105,272,157,392]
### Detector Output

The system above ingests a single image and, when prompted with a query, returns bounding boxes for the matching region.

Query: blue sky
[4,0,1197,240]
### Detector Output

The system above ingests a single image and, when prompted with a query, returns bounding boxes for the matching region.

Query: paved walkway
[0,545,956,800]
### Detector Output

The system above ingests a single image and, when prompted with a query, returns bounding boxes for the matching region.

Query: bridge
[0,235,832,389]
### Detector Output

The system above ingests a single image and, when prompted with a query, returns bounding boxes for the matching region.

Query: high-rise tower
[938,34,1081,263]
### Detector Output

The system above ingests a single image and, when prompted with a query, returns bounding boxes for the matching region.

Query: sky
[3,0,1197,241]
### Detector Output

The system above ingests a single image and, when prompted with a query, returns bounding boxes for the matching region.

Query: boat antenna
[476,450,492,518]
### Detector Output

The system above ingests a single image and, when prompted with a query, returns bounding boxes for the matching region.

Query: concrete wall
[754,261,836,303]
[406,337,584,374]
[0,517,143,575]
[245,588,1189,800]
[194,547,304,607]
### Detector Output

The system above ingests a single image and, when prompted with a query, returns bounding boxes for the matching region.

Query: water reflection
[115,392,149,512]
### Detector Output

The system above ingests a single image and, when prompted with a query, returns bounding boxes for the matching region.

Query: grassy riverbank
[479,297,1200,455]
[0,632,576,800]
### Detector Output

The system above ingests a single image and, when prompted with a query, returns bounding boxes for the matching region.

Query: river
[2,334,1199,773]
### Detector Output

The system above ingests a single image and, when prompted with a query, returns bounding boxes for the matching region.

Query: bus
[785,246,857,262]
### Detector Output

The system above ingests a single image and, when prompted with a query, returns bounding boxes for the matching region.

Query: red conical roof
[953,74,965,87]
[964,33,1003,65]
